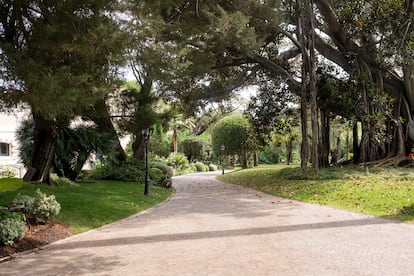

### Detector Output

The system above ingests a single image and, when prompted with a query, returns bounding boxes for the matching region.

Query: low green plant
[0,211,26,245]
[149,168,165,186]
[90,160,145,182]
[151,161,175,177]
[12,194,35,213]
[51,174,79,187]
[31,189,61,224]
[0,166,18,178]
[209,164,218,171]
[194,162,206,172]
[167,153,189,170]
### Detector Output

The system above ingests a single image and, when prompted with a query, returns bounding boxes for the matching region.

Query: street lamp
[142,127,154,195]
[221,144,225,175]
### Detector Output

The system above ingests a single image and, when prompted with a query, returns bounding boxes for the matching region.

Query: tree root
[357,155,409,168]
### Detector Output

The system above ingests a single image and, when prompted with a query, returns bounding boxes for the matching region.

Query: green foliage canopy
[181,136,211,162]
[211,114,257,156]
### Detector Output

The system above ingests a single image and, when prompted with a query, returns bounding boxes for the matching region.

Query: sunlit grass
[0,180,173,233]
[219,164,414,223]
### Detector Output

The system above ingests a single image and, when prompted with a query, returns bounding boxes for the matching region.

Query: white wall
[0,112,27,177]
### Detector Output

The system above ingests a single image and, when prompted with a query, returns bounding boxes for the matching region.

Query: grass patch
[0,179,173,233]
[218,164,414,223]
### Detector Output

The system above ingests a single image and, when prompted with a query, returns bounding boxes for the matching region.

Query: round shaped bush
[151,162,175,177]
[194,162,205,172]
[32,189,61,224]
[12,193,35,214]
[149,167,165,186]
[0,211,26,245]
[208,164,218,171]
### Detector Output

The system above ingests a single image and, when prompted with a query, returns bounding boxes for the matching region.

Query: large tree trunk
[23,113,58,184]
[314,0,410,165]
[239,151,249,169]
[298,0,309,172]
[286,138,294,165]
[307,0,319,172]
[353,121,360,164]
[132,134,145,160]
[319,111,330,167]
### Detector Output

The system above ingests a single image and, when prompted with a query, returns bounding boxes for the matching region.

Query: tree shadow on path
[50,217,393,250]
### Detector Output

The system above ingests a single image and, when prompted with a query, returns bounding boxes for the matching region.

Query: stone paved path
[1,171,414,275]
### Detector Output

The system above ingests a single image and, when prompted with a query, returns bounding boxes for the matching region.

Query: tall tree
[0,1,127,183]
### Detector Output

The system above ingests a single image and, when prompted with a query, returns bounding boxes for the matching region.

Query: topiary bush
[12,194,35,214]
[211,114,258,169]
[209,164,218,171]
[150,161,175,177]
[31,189,61,224]
[0,211,26,245]
[181,136,211,162]
[194,162,206,172]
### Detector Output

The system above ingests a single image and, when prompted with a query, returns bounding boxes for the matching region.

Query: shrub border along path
[1,171,413,275]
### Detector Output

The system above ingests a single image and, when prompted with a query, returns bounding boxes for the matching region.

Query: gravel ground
[1,171,413,276]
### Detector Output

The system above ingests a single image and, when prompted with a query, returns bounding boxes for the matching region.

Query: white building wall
[0,112,27,177]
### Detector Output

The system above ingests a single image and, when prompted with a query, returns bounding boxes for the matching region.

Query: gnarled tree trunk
[23,113,58,184]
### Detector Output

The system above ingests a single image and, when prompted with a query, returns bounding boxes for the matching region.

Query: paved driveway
[1,171,413,275]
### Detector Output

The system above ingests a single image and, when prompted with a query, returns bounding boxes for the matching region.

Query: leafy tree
[16,119,114,181]
[0,1,128,184]
[112,81,172,161]
[181,136,211,162]
[246,79,299,146]
[144,0,414,169]
[211,114,258,168]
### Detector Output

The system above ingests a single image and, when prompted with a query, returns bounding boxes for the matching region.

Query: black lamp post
[142,127,153,195]
[221,144,225,175]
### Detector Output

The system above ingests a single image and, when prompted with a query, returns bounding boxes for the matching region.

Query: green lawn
[0,179,173,233]
[218,164,414,223]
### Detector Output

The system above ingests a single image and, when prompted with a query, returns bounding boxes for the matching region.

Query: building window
[0,143,10,156]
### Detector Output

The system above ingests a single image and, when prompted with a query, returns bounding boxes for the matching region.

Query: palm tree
[170,115,195,153]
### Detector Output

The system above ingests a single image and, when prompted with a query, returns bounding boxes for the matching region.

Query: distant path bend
[1,171,414,275]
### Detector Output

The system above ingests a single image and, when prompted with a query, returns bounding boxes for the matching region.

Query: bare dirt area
[0,221,72,259]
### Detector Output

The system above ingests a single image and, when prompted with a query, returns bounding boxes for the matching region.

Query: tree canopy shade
[144,0,414,169]
[211,114,257,168]
[0,1,128,184]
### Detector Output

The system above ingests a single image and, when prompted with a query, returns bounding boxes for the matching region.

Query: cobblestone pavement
[1,171,414,276]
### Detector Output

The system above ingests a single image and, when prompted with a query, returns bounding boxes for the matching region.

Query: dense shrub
[167,153,189,170]
[149,134,171,158]
[150,162,175,177]
[194,162,206,172]
[0,166,18,178]
[208,164,218,171]
[31,189,61,224]
[0,211,26,245]
[91,160,145,183]
[12,194,35,213]
[258,148,279,164]
[211,115,258,168]
[51,174,79,187]
[149,168,165,186]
